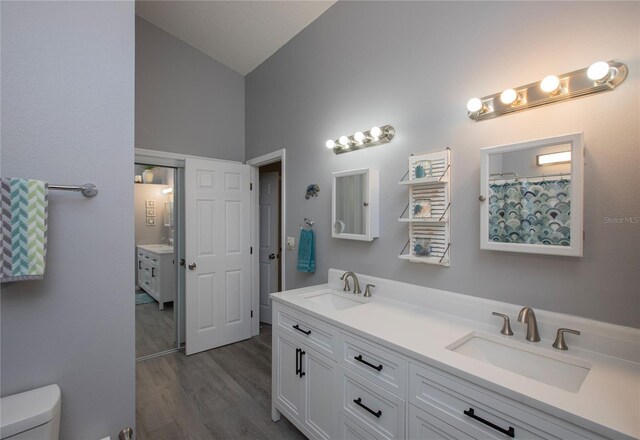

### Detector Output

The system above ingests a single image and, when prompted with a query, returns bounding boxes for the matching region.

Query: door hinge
[251,310,253,318]
[250,183,253,191]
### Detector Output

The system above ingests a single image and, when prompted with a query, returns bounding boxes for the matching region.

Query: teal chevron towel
[1,178,48,282]
[297,228,315,273]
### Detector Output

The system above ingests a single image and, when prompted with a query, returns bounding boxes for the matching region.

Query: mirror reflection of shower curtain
[337,175,365,234]
[488,177,571,246]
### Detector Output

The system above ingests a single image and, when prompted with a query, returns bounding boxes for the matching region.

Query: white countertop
[271,278,640,440]
[136,244,174,254]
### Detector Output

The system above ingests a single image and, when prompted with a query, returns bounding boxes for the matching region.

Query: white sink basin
[447,333,591,392]
[303,291,365,311]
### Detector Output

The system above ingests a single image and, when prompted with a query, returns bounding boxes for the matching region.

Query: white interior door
[185,157,251,355]
[259,171,279,324]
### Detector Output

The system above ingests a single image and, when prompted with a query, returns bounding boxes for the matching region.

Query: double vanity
[271,269,639,440]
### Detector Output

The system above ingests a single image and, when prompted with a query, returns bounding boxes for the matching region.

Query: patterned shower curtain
[488,178,571,246]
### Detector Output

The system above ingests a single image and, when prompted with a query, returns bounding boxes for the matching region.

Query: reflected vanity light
[162,187,173,194]
[537,151,571,166]
[467,60,628,121]
[326,125,395,155]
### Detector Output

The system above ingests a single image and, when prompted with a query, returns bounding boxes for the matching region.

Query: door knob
[188,263,197,270]
[269,253,276,260]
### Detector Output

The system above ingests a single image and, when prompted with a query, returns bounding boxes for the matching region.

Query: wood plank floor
[136,299,175,358]
[136,324,306,440]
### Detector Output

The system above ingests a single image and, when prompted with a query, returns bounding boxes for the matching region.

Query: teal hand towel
[1,178,49,282]
[297,229,315,273]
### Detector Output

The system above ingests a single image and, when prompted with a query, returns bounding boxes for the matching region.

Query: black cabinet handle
[354,355,383,372]
[151,267,156,278]
[299,350,306,377]
[353,398,381,418]
[138,261,142,269]
[464,408,514,438]
[293,324,311,335]
[295,348,300,377]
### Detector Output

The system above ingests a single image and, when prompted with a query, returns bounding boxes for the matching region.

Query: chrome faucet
[517,307,541,342]
[340,271,361,294]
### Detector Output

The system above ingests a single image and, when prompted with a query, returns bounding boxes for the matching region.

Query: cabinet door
[150,264,159,297]
[304,346,338,440]
[137,252,144,286]
[275,334,305,421]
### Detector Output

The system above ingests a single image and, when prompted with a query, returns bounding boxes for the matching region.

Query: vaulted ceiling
[136,1,336,76]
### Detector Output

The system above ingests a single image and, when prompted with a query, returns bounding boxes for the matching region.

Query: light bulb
[500,89,519,105]
[540,75,561,93]
[370,126,382,139]
[466,98,484,113]
[354,131,366,144]
[325,139,336,149]
[339,136,350,147]
[587,61,610,81]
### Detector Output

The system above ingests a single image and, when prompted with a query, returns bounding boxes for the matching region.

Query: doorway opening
[134,162,185,360]
[248,149,286,334]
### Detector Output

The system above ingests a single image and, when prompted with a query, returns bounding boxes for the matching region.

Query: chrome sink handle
[363,284,375,298]
[552,328,581,350]
[491,312,514,336]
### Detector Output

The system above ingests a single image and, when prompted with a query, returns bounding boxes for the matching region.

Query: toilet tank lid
[0,384,61,439]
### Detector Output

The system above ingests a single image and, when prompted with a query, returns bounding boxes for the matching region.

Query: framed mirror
[332,168,379,241]
[480,133,583,256]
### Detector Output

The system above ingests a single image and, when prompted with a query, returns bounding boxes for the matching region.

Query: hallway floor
[135,324,305,440]
[135,298,175,358]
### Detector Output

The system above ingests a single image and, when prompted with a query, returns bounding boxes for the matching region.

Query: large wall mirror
[480,133,583,256]
[332,168,379,241]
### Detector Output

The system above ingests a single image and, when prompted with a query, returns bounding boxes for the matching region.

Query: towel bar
[49,183,97,197]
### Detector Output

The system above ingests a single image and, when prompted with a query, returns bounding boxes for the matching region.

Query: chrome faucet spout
[517,307,541,342]
[340,271,361,294]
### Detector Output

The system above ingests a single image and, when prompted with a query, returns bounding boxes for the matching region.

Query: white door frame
[247,149,286,336]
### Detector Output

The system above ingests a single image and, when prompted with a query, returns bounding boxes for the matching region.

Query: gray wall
[246,1,640,328]
[136,16,245,161]
[1,2,135,439]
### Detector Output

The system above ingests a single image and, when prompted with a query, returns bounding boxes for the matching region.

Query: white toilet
[0,384,61,440]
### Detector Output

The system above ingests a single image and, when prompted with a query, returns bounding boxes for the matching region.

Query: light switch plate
[287,236,295,250]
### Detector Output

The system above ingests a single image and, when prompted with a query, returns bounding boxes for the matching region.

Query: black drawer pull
[293,324,311,335]
[138,261,142,269]
[151,267,156,277]
[464,408,514,438]
[295,348,300,377]
[299,350,305,377]
[354,355,383,372]
[353,397,381,418]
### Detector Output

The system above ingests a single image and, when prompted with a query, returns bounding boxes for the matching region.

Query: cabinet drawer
[340,333,406,397]
[275,304,338,360]
[340,412,386,440]
[409,403,481,440]
[410,362,594,440]
[341,367,405,440]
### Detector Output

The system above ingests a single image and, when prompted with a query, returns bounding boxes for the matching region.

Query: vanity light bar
[537,151,571,166]
[326,125,395,154]
[467,60,628,121]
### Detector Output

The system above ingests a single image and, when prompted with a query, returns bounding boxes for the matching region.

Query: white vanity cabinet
[272,300,615,440]
[137,245,175,310]
[273,303,338,440]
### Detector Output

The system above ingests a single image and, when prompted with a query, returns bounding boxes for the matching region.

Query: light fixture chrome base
[469,60,628,121]
[331,125,395,154]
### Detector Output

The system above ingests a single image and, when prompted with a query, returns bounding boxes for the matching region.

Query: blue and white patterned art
[488,178,571,246]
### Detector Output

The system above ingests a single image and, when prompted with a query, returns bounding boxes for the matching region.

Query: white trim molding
[247,149,287,337]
